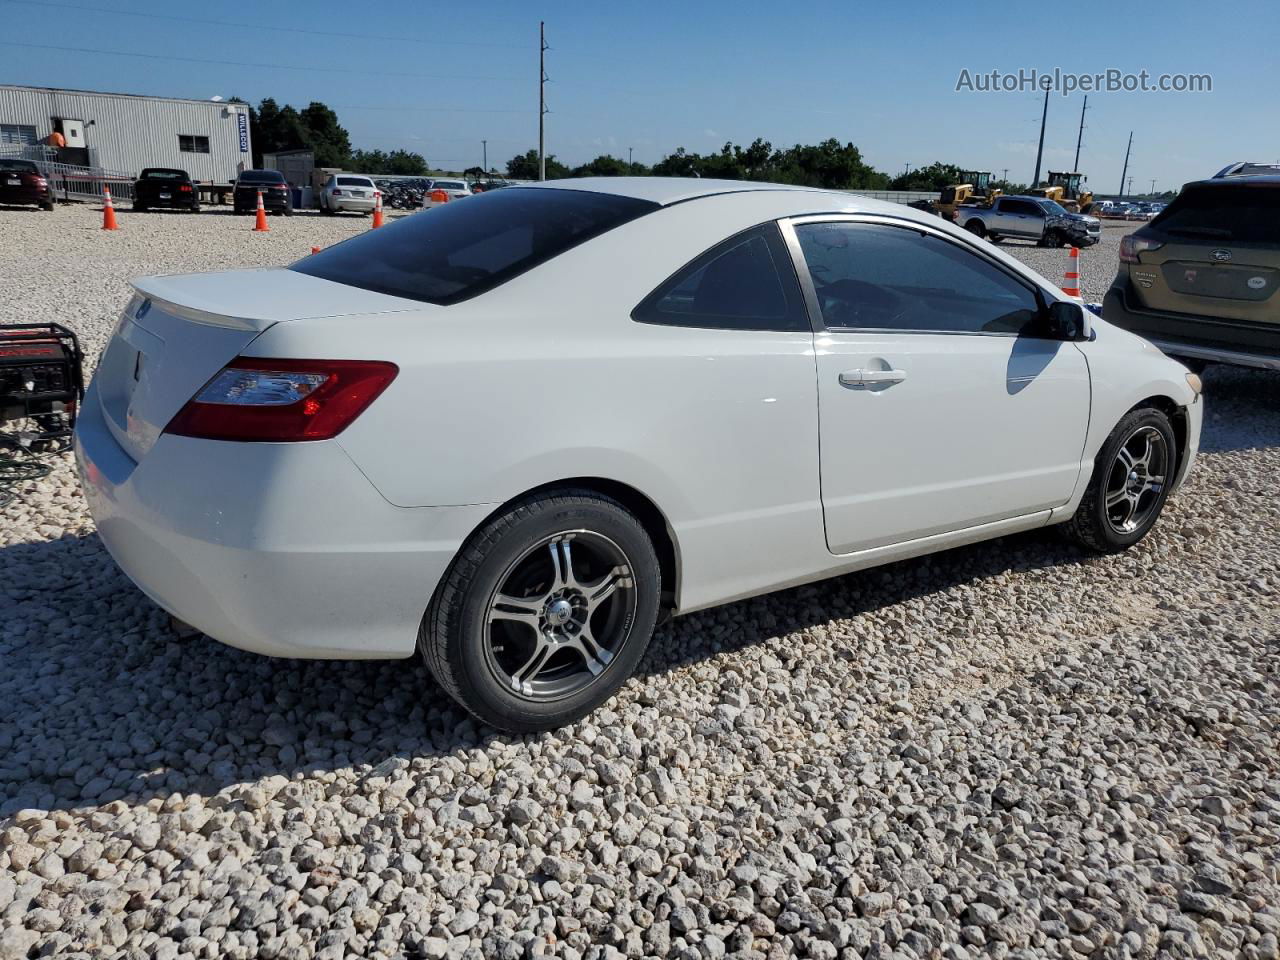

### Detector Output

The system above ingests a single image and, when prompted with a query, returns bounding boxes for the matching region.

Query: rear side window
[632,224,809,332]
[1152,186,1280,245]
[291,187,658,305]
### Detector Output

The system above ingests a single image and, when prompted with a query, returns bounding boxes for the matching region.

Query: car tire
[41,200,55,212]
[134,203,146,213]
[420,490,662,733]
[989,234,1002,244]
[1062,407,1178,554]
[964,219,986,238]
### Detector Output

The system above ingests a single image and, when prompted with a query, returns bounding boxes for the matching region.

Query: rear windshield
[141,169,188,180]
[1152,186,1280,245]
[239,170,286,183]
[336,176,373,186]
[0,159,38,173]
[433,180,466,191]
[291,187,658,305]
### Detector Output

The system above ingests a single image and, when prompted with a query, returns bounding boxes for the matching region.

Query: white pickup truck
[960,195,1102,247]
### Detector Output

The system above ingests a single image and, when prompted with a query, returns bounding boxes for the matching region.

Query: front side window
[291,187,657,305]
[632,224,808,332]
[178,135,210,154]
[794,221,1043,335]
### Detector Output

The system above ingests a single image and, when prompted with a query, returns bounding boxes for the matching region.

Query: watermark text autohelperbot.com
[956,68,1212,96]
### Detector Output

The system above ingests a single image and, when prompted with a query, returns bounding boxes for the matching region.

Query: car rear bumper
[74,380,493,659]
[330,197,376,212]
[1104,278,1280,370]
[0,186,52,205]
[235,192,290,211]
[137,195,198,209]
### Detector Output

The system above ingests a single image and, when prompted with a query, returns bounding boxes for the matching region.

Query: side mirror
[1046,300,1090,341]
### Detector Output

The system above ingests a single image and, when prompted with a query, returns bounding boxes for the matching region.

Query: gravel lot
[1,205,1277,960]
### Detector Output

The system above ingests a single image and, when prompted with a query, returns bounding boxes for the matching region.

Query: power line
[0,0,525,48]
[0,40,519,82]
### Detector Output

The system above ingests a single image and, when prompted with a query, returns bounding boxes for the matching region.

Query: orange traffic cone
[371,190,384,229]
[1061,247,1082,301]
[253,189,270,232]
[101,186,118,231]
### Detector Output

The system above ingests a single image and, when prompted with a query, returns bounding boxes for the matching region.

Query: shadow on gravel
[0,519,1086,815]
[1196,365,1280,453]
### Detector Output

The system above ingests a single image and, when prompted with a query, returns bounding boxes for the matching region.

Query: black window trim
[630,220,813,334]
[779,213,1055,339]
[178,134,211,154]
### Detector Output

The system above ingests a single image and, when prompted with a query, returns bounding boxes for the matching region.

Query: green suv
[1103,176,1279,370]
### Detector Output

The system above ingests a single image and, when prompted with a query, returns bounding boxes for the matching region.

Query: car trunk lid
[94,268,417,462]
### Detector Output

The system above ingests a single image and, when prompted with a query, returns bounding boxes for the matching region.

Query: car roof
[1183,175,1280,189]
[518,176,957,226]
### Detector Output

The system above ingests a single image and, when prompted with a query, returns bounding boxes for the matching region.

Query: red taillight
[271,184,287,192]
[332,188,343,196]
[179,184,192,192]
[1119,233,1164,264]
[164,358,398,442]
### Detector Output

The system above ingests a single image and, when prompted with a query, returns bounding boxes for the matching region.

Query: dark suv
[233,169,293,216]
[0,159,55,211]
[133,168,199,212]
[1103,177,1279,371]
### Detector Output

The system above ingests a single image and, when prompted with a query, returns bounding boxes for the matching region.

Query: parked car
[0,158,55,211]
[232,169,292,216]
[1104,175,1280,371]
[422,178,472,207]
[959,195,1101,247]
[319,174,379,215]
[133,168,199,213]
[76,179,1202,732]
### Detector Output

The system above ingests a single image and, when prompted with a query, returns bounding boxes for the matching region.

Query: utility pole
[1032,88,1048,187]
[628,146,633,172]
[903,162,910,177]
[1001,167,1008,183]
[1149,178,1156,195]
[482,140,487,173]
[538,21,547,181]
[1073,95,1088,171]
[1119,130,1133,197]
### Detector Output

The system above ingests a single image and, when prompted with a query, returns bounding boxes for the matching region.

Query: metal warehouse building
[0,84,251,182]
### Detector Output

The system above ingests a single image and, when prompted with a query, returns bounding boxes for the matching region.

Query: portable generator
[0,322,85,446]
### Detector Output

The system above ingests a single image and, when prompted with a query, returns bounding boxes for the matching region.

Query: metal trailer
[0,84,252,187]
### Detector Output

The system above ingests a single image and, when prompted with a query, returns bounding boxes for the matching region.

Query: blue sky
[4,0,1278,190]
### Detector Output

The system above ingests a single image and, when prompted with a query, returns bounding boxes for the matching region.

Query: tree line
[232,96,1028,191]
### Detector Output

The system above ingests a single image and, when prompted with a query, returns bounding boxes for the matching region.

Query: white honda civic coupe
[76,178,1202,732]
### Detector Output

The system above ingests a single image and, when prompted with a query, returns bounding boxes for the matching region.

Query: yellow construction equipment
[937,171,1002,221]
[1030,171,1095,213]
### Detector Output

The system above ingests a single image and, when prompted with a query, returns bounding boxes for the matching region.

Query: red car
[0,159,55,211]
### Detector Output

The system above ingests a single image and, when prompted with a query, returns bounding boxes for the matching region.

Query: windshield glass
[433,180,466,190]
[0,159,38,173]
[1152,186,1280,244]
[141,170,187,180]
[1039,199,1068,215]
[239,170,285,183]
[291,187,657,305]
[336,177,373,186]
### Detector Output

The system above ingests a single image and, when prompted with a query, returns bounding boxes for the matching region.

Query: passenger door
[784,216,1090,555]
[999,198,1041,238]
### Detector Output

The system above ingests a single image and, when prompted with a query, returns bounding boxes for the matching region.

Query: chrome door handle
[838,370,864,387]
[859,368,907,385]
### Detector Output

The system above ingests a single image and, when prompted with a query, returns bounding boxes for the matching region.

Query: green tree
[571,154,629,177]
[246,97,352,169]
[506,149,569,180]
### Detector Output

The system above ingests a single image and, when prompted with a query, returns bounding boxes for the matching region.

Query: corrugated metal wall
[0,85,251,182]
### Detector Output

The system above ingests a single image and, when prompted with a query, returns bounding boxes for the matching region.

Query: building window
[178,135,210,154]
[1,124,38,145]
